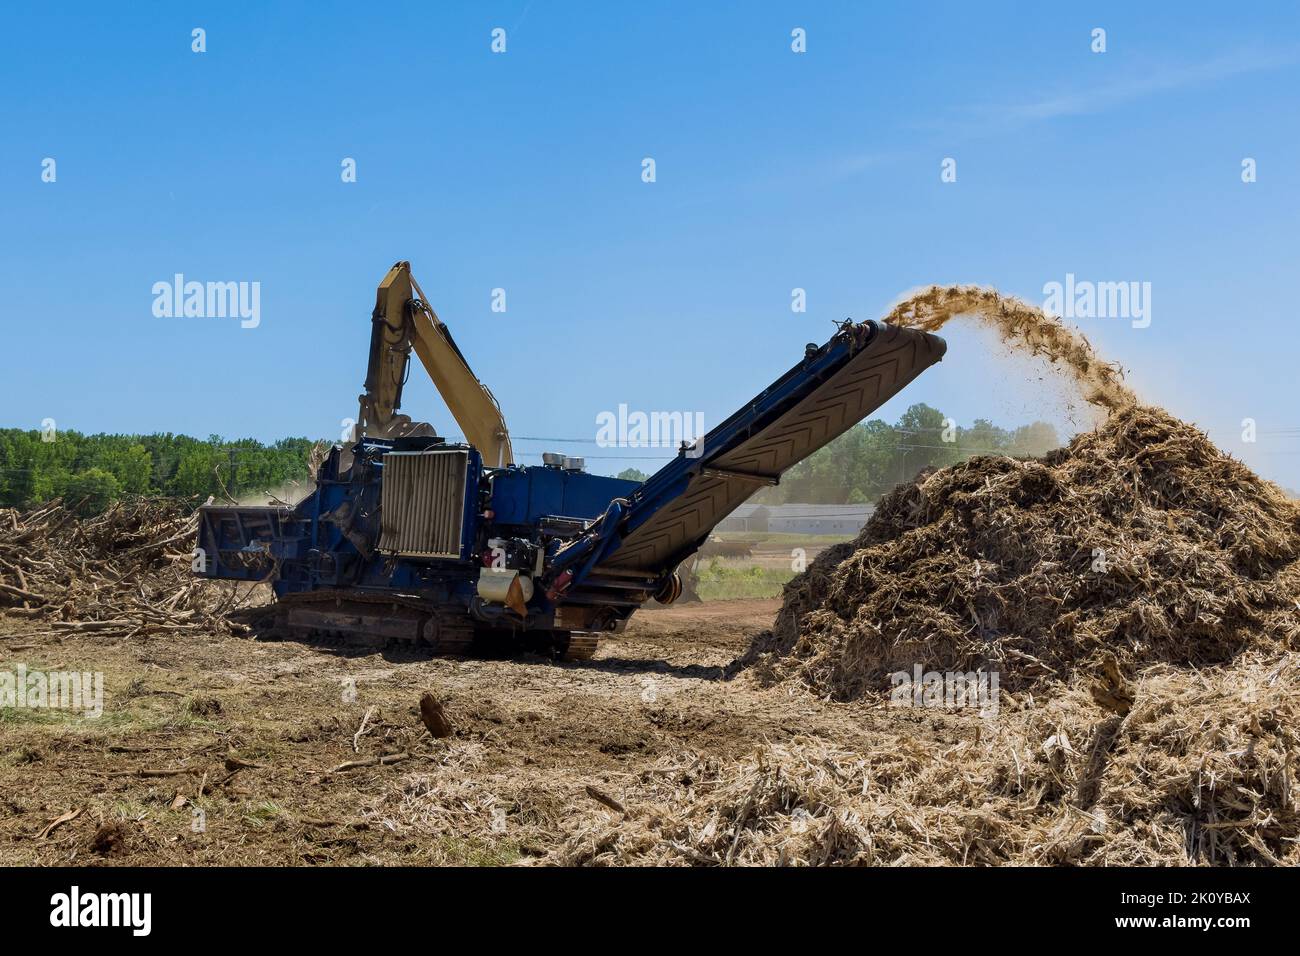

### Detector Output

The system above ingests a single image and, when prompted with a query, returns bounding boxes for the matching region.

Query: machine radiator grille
[378,449,469,558]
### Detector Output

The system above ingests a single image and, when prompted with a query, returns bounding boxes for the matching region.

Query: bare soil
[2,598,942,866]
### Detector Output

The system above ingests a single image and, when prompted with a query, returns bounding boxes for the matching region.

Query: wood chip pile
[736,404,1300,698]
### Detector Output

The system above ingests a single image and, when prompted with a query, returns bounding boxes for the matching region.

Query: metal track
[561,634,600,662]
[275,589,475,655]
[275,589,598,661]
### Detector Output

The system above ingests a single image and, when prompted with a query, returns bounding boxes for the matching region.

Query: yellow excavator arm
[355,261,513,467]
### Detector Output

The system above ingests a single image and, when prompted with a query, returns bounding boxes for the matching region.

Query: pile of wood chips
[736,405,1300,698]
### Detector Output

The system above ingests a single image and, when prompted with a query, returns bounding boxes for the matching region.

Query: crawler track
[274,589,599,661]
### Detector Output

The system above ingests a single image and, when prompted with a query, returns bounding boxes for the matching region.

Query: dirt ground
[1,597,965,866]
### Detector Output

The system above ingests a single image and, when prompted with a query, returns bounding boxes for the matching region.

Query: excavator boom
[356,261,513,466]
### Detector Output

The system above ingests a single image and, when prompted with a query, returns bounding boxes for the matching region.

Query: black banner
[0,866,1276,941]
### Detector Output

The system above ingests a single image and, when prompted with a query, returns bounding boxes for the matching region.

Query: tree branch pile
[0,497,245,638]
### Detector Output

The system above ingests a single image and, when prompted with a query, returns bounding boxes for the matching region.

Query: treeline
[754,403,1059,505]
[616,403,1059,504]
[0,402,1063,515]
[0,428,319,514]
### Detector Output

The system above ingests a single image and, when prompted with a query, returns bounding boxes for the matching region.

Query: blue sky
[3,2,1299,485]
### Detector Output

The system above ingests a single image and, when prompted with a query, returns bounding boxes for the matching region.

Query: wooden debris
[738,405,1300,699]
[224,754,263,771]
[584,785,626,815]
[352,705,377,752]
[1089,652,1135,716]
[297,817,370,830]
[106,767,196,778]
[0,499,240,639]
[36,808,82,840]
[419,692,454,738]
[329,752,411,773]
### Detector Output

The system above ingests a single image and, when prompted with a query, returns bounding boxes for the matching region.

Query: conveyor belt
[595,322,946,575]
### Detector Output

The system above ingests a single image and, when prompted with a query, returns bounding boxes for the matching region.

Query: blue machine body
[488,466,638,531]
[197,435,642,633]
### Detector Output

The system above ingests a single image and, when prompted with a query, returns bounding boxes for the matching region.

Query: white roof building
[715,503,874,536]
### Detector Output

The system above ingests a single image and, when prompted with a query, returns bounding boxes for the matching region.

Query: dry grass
[550,652,1300,866]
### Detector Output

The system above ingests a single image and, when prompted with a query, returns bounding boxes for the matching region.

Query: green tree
[896,403,960,478]
[747,408,1061,508]
[1008,421,1060,457]
[62,468,121,515]
[0,426,319,510]
[959,418,1010,455]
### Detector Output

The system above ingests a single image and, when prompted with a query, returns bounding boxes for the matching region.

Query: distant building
[716,504,769,533]
[715,503,874,536]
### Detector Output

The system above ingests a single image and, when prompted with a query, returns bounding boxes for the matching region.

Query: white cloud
[961,46,1300,129]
